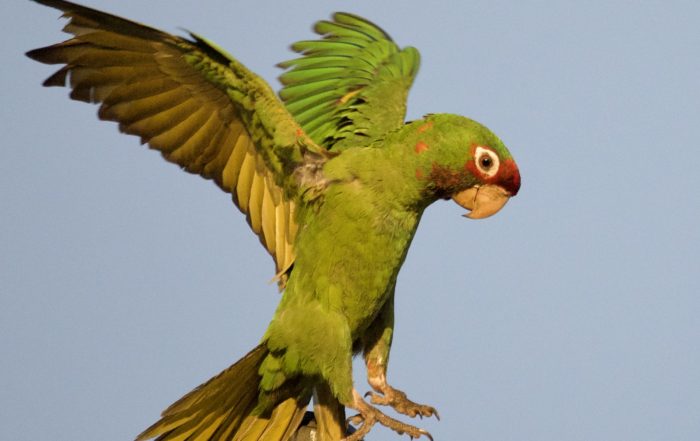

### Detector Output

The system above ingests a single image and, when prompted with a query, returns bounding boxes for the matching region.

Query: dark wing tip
[25,47,45,62]
[29,0,172,42]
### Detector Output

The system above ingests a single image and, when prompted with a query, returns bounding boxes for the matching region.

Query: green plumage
[278,12,420,151]
[27,1,521,440]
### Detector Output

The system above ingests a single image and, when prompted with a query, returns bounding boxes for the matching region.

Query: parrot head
[413,114,520,219]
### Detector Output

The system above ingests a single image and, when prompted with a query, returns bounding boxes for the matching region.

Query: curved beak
[452,185,512,219]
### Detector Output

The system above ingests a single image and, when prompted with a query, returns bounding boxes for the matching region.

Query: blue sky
[2,1,699,440]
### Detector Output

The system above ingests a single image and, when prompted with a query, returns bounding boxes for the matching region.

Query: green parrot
[27,1,521,440]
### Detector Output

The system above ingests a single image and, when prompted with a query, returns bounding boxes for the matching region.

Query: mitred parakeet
[27,1,521,440]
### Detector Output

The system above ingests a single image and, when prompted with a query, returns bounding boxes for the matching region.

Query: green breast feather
[27,1,521,440]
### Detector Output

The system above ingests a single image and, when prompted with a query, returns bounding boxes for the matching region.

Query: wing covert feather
[27,0,325,287]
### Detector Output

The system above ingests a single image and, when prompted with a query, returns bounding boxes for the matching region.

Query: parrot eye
[474,146,500,178]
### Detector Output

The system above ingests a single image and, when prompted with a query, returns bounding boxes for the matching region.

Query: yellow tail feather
[312,383,346,441]
[137,345,310,441]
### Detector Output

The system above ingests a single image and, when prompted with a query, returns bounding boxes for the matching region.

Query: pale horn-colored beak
[452,185,512,219]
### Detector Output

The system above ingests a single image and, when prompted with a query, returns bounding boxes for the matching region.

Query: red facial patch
[414,141,429,154]
[429,162,469,195]
[415,168,424,179]
[464,145,521,195]
[500,159,521,195]
[417,121,433,133]
[464,145,487,178]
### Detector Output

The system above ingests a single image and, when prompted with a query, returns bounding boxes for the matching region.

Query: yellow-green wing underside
[278,12,421,150]
[28,0,328,288]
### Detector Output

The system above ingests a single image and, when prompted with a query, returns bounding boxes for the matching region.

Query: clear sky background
[2,1,699,440]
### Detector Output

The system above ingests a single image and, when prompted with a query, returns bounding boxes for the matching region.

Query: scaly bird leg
[365,361,439,420]
[343,389,433,441]
[362,292,439,420]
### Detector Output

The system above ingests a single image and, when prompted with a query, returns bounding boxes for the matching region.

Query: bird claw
[347,413,364,427]
[342,390,433,441]
[366,386,440,420]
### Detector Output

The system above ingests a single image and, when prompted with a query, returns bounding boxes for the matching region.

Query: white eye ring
[474,146,500,178]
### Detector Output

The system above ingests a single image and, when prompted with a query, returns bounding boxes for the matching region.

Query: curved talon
[365,388,440,420]
[347,413,363,427]
[342,389,433,441]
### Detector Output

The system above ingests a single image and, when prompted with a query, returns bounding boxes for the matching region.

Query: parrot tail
[136,345,311,441]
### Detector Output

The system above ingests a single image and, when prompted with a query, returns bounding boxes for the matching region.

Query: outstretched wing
[278,12,420,150]
[27,0,328,287]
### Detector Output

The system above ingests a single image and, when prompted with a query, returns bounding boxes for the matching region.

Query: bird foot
[366,385,439,420]
[343,389,433,441]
